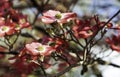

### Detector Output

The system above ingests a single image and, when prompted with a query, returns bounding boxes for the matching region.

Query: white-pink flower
[0,26,14,37]
[41,10,77,24]
[25,42,54,56]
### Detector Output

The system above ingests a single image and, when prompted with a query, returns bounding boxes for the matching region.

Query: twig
[0,51,19,55]
[83,9,120,62]
[88,9,120,46]
[96,58,120,68]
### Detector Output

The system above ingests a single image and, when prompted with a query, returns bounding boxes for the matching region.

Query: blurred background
[0,0,120,77]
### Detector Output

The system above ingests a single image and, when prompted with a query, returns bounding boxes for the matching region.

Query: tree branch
[0,51,19,55]
[96,58,120,68]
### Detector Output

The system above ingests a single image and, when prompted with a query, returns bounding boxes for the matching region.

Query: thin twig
[0,51,19,55]
[88,9,120,46]
[83,9,120,62]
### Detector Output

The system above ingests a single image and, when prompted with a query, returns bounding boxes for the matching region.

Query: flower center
[55,13,62,19]
[87,30,93,35]
[20,19,26,24]
[1,26,9,31]
[15,24,20,30]
[37,46,44,51]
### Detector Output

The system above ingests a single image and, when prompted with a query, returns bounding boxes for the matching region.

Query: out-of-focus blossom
[72,19,93,38]
[0,0,11,16]
[43,37,69,52]
[0,17,5,25]
[72,15,113,39]
[9,10,30,30]
[109,24,120,30]
[0,1,30,37]
[41,10,77,24]
[15,17,30,31]
[10,49,52,75]
[0,25,14,37]
[106,33,120,52]
[11,56,39,75]
[58,62,68,71]
[0,16,30,37]
[41,36,69,52]
[91,15,113,35]
[0,46,7,58]
[53,38,68,51]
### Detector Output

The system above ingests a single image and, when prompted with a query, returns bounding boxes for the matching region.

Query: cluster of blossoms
[8,10,120,75]
[0,0,30,37]
[0,0,33,75]
[0,1,120,77]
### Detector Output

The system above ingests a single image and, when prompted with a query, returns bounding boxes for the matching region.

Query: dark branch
[96,58,120,68]
[0,51,19,55]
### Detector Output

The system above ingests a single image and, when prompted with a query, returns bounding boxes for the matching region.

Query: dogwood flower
[25,42,54,56]
[72,19,93,38]
[106,33,120,52]
[0,26,14,37]
[41,10,77,24]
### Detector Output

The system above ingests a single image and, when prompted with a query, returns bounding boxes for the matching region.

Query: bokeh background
[0,0,120,77]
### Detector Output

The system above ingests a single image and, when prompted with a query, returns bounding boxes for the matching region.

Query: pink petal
[79,31,92,38]
[41,16,56,24]
[58,13,77,23]
[43,10,60,17]
[62,13,77,20]
[25,42,41,55]
[111,45,120,52]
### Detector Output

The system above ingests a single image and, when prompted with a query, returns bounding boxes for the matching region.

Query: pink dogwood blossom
[106,33,120,52]
[41,10,77,24]
[25,42,54,56]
